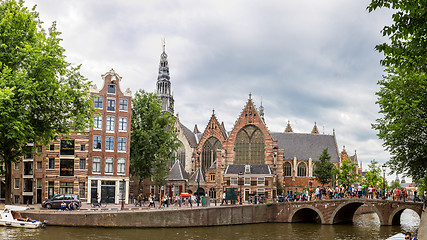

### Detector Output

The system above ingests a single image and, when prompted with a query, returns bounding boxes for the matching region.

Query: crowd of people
[131,193,203,209]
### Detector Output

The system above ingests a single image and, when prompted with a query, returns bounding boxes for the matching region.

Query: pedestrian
[404,231,418,240]
[221,192,227,205]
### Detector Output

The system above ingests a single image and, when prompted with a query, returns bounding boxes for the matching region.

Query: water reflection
[1,210,420,240]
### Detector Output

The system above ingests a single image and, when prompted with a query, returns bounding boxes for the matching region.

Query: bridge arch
[387,205,422,225]
[288,205,325,224]
[329,200,384,225]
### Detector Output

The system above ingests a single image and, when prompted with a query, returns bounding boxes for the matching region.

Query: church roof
[189,167,205,182]
[224,164,272,175]
[167,160,189,181]
[271,132,340,162]
[180,122,198,148]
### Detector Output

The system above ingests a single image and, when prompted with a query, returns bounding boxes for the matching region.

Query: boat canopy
[4,205,29,211]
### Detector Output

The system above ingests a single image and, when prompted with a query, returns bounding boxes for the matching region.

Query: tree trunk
[5,158,12,205]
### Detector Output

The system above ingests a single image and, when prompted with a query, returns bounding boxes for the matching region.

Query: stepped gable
[189,167,205,182]
[167,159,189,181]
[197,110,227,149]
[284,120,293,133]
[223,94,277,165]
[271,132,340,162]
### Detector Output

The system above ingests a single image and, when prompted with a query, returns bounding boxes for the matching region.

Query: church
[148,43,360,202]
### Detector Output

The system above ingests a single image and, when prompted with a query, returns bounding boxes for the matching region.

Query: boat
[0,205,47,228]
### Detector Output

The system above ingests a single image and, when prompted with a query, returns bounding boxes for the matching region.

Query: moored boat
[0,205,47,228]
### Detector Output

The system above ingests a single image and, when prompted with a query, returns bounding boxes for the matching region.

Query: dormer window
[107,84,116,94]
[245,165,250,174]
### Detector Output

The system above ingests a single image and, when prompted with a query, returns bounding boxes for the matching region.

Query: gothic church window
[283,162,292,176]
[172,142,185,167]
[297,162,307,177]
[202,137,223,172]
[234,125,265,164]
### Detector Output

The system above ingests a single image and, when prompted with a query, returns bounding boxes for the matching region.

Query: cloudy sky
[24,0,400,179]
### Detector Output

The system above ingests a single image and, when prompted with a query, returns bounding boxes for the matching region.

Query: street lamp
[382,164,387,200]
[238,172,243,205]
[197,151,201,207]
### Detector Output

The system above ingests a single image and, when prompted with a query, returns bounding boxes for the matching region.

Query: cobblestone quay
[21,199,423,228]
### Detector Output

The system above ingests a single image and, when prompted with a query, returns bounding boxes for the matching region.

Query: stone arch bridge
[273,199,423,225]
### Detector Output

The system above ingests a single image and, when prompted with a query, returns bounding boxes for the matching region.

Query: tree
[130,90,179,193]
[390,180,402,190]
[334,158,360,190]
[368,1,427,182]
[363,160,382,188]
[0,0,94,204]
[313,148,336,187]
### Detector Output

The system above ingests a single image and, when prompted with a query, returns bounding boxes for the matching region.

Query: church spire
[311,122,319,134]
[156,37,174,114]
[259,97,265,122]
[284,120,293,133]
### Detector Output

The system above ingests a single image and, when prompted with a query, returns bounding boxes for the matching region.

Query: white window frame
[14,178,20,189]
[105,136,114,151]
[94,96,103,109]
[94,115,102,130]
[106,116,115,132]
[257,177,265,186]
[93,135,102,151]
[105,157,114,174]
[117,158,125,175]
[118,137,126,152]
[119,98,128,112]
[107,98,116,112]
[257,188,265,195]
[230,177,238,186]
[118,117,127,131]
[244,177,251,186]
[92,157,101,174]
[107,84,116,94]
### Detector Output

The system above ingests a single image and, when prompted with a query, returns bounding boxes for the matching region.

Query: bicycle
[92,200,107,208]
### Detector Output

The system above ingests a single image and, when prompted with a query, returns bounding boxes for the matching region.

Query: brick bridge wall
[24,199,423,227]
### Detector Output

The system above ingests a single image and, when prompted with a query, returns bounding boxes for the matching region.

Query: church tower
[156,38,174,114]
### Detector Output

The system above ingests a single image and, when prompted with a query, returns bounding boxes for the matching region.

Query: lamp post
[238,172,243,205]
[197,151,201,207]
[382,164,387,200]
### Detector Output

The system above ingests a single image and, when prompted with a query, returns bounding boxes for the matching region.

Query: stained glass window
[234,125,265,164]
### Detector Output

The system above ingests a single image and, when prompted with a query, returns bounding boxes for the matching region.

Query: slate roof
[224,164,272,175]
[271,132,340,162]
[180,122,198,148]
[189,168,205,182]
[167,160,189,181]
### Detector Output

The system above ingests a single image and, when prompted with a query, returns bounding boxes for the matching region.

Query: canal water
[0,210,420,240]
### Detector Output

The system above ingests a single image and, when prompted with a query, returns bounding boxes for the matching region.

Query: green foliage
[368,0,427,182]
[130,90,179,188]
[334,158,361,190]
[390,180,402,189]
[414,175,427,196]
[313,148,336,187]
[276,180,283,196]
[362,160,382,188]
[0,0,94,204]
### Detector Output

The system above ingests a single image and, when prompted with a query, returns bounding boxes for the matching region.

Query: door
[36,189,42,203]
[101,186,115,203]
[91,188,97,203]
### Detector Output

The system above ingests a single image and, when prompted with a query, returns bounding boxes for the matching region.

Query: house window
[119,99,128,111]
[79,158,86,170]
[257,177,265,186]
[14,178,20,189]
[36,146,42,153]
[117,158,125,174]
[107,98,115,111]
[48,181,54,199]
[59,182,74,195]
[49,144,55,151]
[36,179,42,189]
[24,162,33,175]
[92,157,101,173]
[14,196,20,204]
[106,116,115,131]
[36,161,42,169]
[80,144,86,151]
[118,117,127,131]
[60,159,74,176]
[244,177,251,186]
[79,182,85,200]
[230,177,238,186]
[297,162,307,177]
[60,139,75,155]
[106,137,114,151]
[283,162,292,177]
[94,115,102,129]
[201,137,223,172]
[107,84,116,94]
[48,158,55,169]
[105,157,113,174]
[93,136,102,150]
[257,188,265,196]
[94,96,103,109]
[210,174,215,181]
[14,162,19,170]
[23,178,32,192]
[118,137,126,152]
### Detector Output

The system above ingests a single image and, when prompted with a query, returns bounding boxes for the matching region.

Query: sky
[24,0,403,181]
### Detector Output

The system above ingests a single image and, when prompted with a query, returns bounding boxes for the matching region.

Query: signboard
[225,188,238,201]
